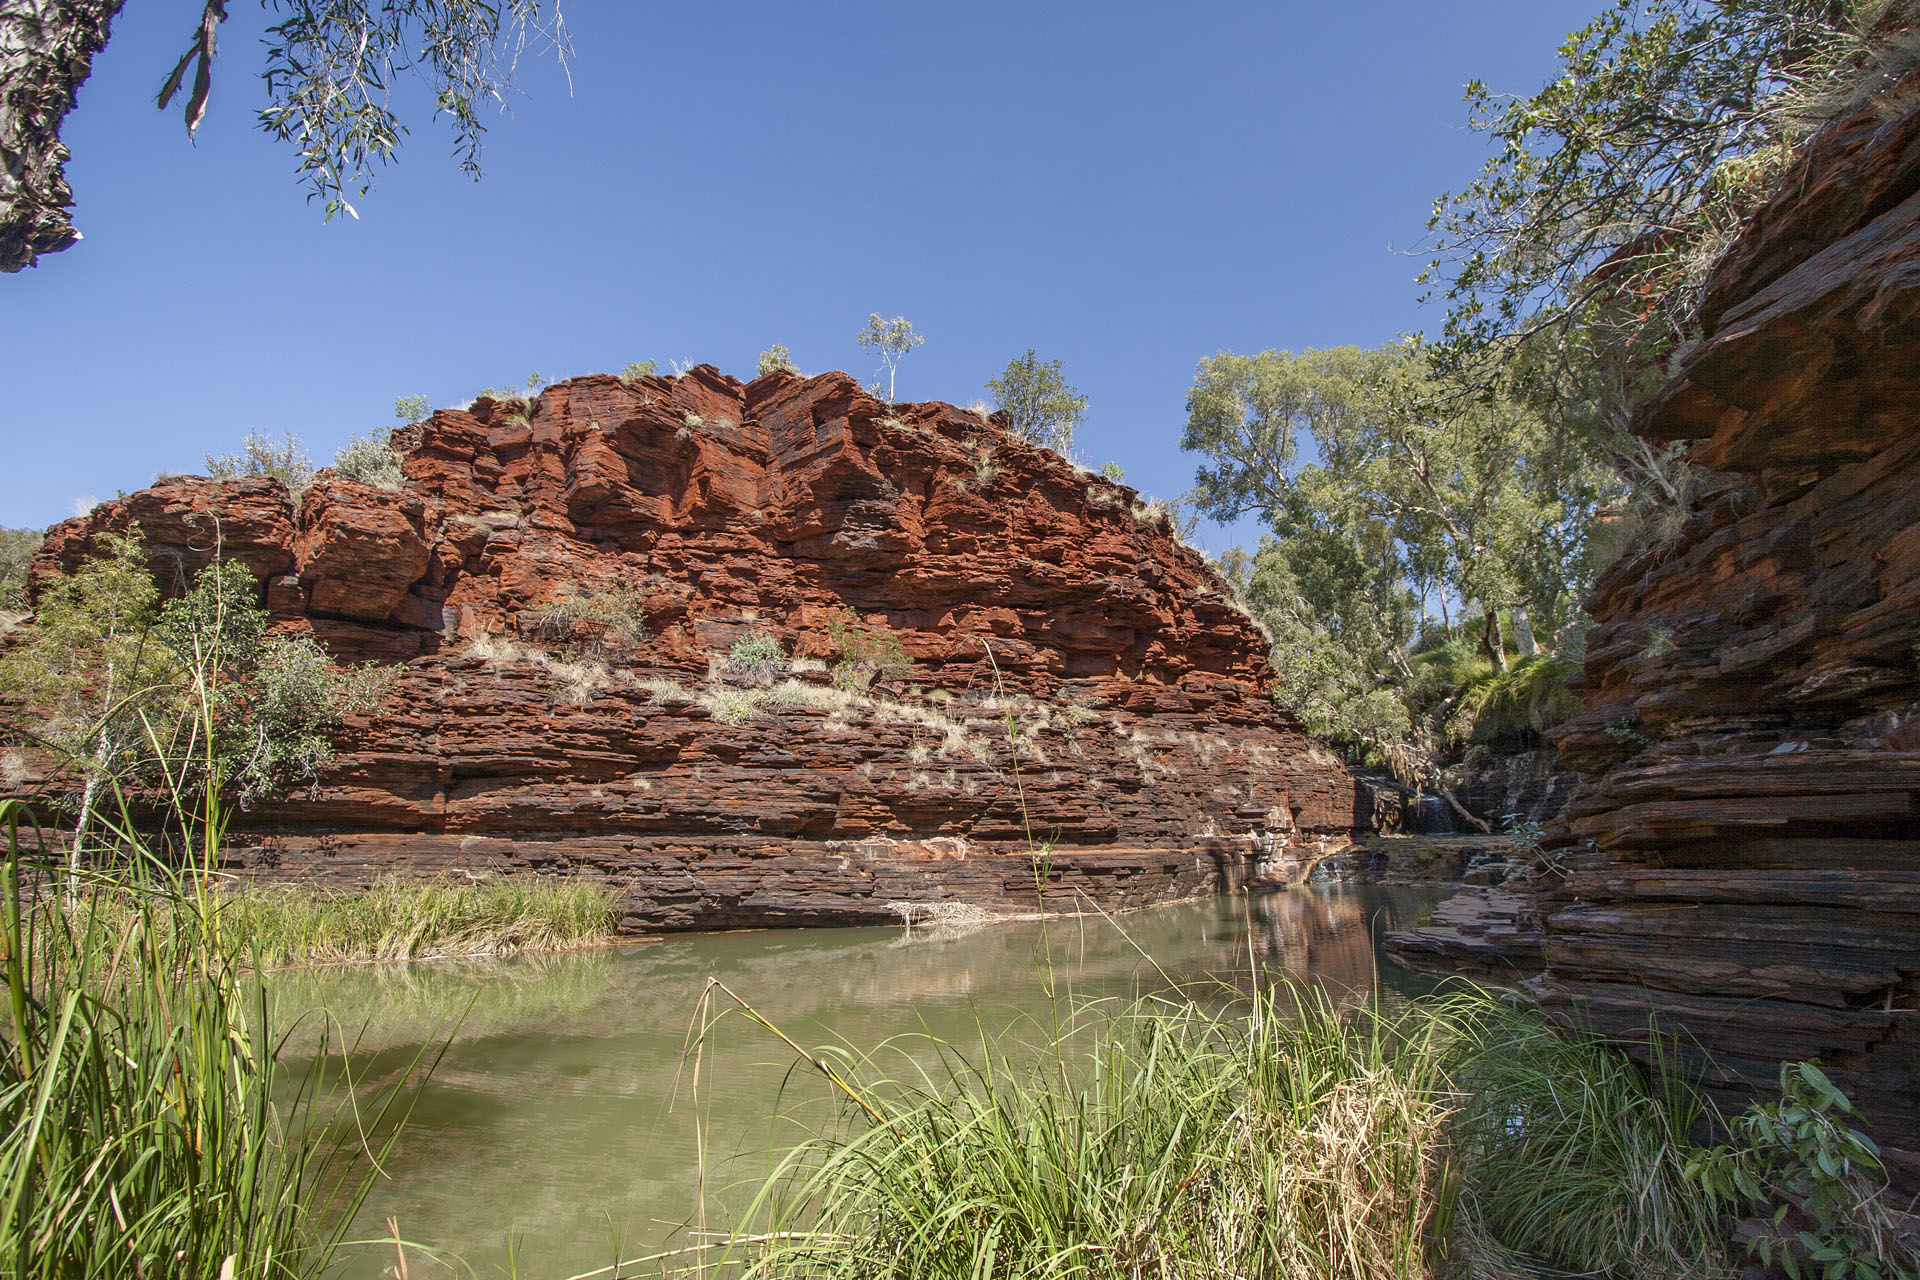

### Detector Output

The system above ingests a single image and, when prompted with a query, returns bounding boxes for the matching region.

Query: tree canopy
[1185,343,1615,782]
[986,351,1089,457]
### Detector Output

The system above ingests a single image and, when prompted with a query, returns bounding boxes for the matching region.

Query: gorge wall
[12,369,1356,928]
[1540,83,1920,1173]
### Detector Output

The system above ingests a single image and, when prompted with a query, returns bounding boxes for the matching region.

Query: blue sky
[1,1,1592,550]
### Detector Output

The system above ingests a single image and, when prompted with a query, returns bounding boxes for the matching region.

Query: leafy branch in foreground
[1422,1,1920,522]
[1688,1062,1920,1280]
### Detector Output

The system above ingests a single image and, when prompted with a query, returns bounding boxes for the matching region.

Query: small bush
[393,394,431,422]
[757,344,796,376]
[728,630,786,682]
[333,427,405,489]
[1687,1063,1920,1280]
[532,582,649,660]
[972,447,1000,486]
[1099,461,1124,480]
[205,430,315,497]
[0,527,39,610]
[826,607,910,692]
[621,360,659,385]
[702,687,767,724]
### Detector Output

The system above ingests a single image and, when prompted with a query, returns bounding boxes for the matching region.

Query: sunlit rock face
[19,369,1356,927]
[1542,76,1920,1179]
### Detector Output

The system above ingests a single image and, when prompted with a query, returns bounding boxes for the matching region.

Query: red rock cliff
[17,369,1356,926]
[1542,83,1920,1175]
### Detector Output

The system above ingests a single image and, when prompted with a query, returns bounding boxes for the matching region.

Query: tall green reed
[0,798,437,1279]
[1,555,440,1278]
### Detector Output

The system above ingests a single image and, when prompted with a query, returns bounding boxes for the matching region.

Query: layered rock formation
[1539,84,1920,1174]
[14,369,1356,927]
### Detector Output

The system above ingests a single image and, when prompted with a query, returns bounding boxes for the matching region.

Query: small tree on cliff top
[857,315,924,404]
[987,350,1088,457]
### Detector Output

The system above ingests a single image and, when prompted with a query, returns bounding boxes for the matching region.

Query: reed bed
[220,876,621,968]
[22,875,621,974]
[676,984,1736,1280]
[0,801,430,1279]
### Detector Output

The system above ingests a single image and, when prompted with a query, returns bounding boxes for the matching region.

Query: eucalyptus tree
[856,314,924,403]
[1184,342,1613,779]
[986,350,1089,456]
[1,0,569,271]
[0,528,41,611]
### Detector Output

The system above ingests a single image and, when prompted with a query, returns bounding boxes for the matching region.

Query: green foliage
[727,630,786,682]
[723,987,1455,1280]
[204,429,316,496]
[1419,2,1918,538]
[707,984,1780,1280]
[1451,654,1582,743]
[0,806,414,1278]
[757,344,797,376]
[1688,1063,1920,1280]
[0,528,41,611]
[1098,461,1123,481]
[1423,0,1872,378]
[533,581,650,661]
[986,349,1088,456]
[200,0,572,220]
[825,608,910,693]
[1,540,392,822]
[333,425,405,488]
[621,360,659,385]
[394,393,431,421]
[0,529,173,851]
[1446,998,1731,1277]
[222,876,619,967]
[1189,344,1607,780]
[855,313,923,403]
[157,559,395,806]
[526,370,548,392]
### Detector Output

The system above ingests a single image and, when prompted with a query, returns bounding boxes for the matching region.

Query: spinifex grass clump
[0,802,427,1278]
[223,875,619,968]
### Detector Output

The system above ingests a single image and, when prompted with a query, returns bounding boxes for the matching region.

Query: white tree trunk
[0,0,127,271]
[1512,605,1539,657]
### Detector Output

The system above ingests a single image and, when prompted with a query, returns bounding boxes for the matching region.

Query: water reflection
[288,884,1443,1278]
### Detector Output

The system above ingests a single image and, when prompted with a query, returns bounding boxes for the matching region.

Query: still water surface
[277,885,1445,1278]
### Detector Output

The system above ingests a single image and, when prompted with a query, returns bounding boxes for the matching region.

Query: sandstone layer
[14,369,1356,927]
[1539,85,1920,1174]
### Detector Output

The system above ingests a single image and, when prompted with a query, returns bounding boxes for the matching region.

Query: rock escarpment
[18,370,1356,927]
[1539,84,1920,1174]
